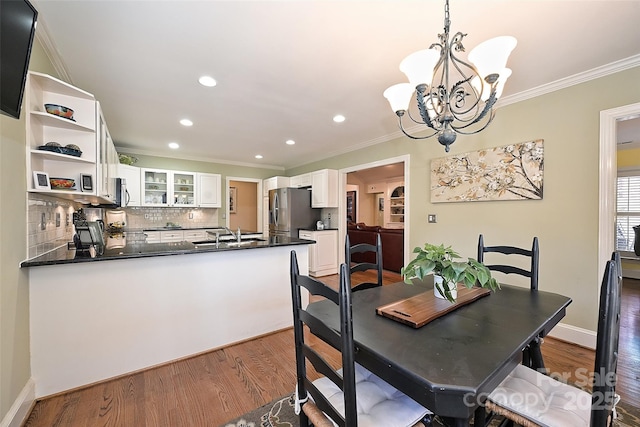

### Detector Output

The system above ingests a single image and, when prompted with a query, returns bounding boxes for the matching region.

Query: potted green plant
[401,243,500,303]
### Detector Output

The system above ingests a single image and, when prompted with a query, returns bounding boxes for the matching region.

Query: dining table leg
[526,336,546,372]
[473,405,486,426]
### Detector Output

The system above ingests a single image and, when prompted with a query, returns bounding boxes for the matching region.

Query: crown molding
[34,18,73,84]
[498,54,640,108]
[36,17,640,170]
[117,147,285,171]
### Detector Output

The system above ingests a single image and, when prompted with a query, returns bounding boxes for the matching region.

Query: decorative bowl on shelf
[37,143,83,157]
[44,104,75,120]
[49,177,76,189]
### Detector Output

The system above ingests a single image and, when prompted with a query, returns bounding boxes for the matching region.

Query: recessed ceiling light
[180,119,193,127]
[255,154,263,159]
[168,142,180,149]
[286,139,296,145]
[198,76,217,87]
[333,114,346,123]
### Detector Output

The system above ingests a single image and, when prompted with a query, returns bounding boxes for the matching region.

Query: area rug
[220,393,640,427]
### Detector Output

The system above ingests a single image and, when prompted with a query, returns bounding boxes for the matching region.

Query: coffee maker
[73,208,105,249]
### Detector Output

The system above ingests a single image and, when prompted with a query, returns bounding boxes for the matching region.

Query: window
[616,172,640,253]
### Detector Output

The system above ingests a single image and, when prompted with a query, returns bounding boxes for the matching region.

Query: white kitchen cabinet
[311,169,338,208]
[197,173,221,207]
[299,229,338,277]
[144,231,161,243]
[160,230,184,242]
[141,168,197,207]
[25,72,99,201]
[263,176,290,196]
[96,104,118,203]
[183,229,208,242]
[117,164,141,207]
[290,173,312,188]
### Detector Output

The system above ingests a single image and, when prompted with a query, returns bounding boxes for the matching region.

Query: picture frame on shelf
[229,187,237,213]
[33,171,50,190]
[80,174,93,192]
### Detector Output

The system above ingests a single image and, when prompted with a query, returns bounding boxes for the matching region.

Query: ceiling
[31,1,640,170]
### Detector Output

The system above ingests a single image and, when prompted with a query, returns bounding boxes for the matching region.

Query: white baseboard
[622,268,640,279]
[0,378,35,427]
[547,322,597,350]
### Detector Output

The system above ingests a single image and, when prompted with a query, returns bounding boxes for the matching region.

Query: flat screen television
[0,0,38,119]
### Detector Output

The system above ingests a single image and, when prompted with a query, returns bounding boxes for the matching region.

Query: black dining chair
[477,234,542,369]
[477,234,540,290]
[290,251,433,427]
[486,255,621,427]
[345,233,383,292]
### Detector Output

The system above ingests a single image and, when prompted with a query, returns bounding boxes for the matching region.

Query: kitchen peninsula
[23,235,312,398]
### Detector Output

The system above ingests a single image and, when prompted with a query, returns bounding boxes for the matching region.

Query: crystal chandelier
[383,0,517,152]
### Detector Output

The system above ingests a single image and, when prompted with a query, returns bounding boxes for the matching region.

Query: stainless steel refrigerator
[269,187,321,238]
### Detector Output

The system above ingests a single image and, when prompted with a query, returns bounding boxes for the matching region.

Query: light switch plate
[428,214,437,223]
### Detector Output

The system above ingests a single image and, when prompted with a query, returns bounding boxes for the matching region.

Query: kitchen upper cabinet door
[172,171,197,207]
[198,173,221,207]
[117,164,141,206]
[141,169,169,206]
[96,104,118,203]
[311,169,338,208]
[290,173,312,188]
[263,176,290,196]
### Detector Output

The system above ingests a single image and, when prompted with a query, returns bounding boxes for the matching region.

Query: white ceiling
[31,0,640,170]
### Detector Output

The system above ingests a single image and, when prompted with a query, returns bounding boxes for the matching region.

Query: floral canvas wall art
[431,139,544,203]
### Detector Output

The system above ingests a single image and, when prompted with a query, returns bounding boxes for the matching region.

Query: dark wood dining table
[305,276,572,426]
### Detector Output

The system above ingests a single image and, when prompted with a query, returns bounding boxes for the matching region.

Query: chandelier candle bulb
[383,0,516,152]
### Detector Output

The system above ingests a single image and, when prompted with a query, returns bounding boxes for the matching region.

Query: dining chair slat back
[486,256,621,427]
[477,234,540,290]
[345,233,383,292]
[289,250,432,427]
[592,254,622,426]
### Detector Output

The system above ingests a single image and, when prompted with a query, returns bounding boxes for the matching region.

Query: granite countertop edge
[21,237,314,268]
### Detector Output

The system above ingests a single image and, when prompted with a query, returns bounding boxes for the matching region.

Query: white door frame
[338,155,410,266]
[599,102,640,282]
[225,176,263,232]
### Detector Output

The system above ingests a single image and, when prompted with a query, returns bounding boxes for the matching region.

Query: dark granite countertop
[21,235,314,268]
[138,226,230,232]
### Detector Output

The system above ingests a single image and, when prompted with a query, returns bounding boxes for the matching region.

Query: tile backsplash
[27,193,220,260]
[27,194,80,259]
[120,207,219,229]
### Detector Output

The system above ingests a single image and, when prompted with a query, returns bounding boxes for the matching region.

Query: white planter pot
[433,275,457,300]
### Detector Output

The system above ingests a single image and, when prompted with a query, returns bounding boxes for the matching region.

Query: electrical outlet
[189,212,194,219]
[56,213,61,227]
[41,212,46,230]
[428,214,437,223]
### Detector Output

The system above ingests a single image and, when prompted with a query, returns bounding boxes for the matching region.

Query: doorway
[339,155,409,265]
[226,177,263,233]
[600,102,640,279]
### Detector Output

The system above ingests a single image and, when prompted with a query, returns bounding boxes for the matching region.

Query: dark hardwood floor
[24,272,639,426]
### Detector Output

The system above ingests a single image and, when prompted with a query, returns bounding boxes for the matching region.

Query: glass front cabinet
[141,168,197,207]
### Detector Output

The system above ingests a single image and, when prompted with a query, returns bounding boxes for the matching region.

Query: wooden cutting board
[376,286,491,328]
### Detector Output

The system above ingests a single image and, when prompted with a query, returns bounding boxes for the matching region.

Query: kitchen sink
[192,238,265,247]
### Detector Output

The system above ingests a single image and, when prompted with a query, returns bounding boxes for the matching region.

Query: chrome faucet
[223,226,242,243]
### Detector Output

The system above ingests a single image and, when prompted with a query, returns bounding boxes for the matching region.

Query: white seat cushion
[312,363,431,427]
[488,364,591,427]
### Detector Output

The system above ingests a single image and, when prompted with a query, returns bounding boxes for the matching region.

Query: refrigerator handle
[273,191,279,226]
